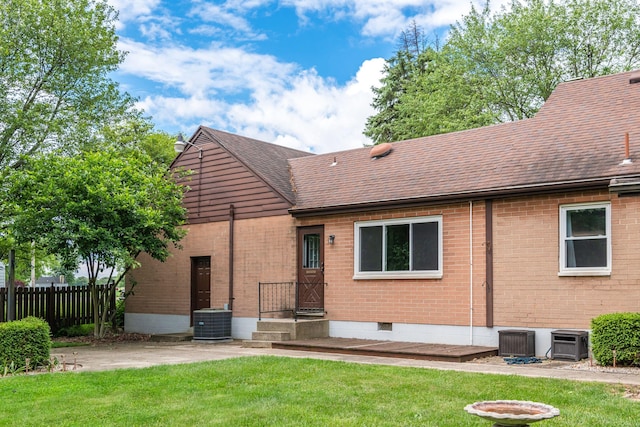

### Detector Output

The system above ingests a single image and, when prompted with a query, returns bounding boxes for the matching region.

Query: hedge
[591,312,640,366]
[0,317,51,371]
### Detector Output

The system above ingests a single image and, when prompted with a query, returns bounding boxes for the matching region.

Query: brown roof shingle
[289,70,640,215]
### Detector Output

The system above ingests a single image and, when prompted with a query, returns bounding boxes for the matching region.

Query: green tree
[365,21,440,143]
[365,0,640,142]
[0,0,137,170]
[0,239,55,283]
[139,132,180,167]
[366,46,495,142]
[74,276,90,287]
[100,116,178,167]
[50,263,79,285]
[2,149,187,337]
[0,0,166,282]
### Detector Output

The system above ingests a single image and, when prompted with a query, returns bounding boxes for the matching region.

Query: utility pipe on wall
[485,200,494,328]
[228,204,235,311]
[469,200,474,345]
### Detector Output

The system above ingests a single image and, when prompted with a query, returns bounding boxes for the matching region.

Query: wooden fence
[0,285,115,333]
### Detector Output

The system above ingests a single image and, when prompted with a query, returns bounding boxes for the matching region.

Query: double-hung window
[559,202,611,276]
[354,216,443,279]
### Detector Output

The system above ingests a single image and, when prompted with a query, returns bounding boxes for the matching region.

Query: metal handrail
[258,281,326,321]
[258,282,295,320]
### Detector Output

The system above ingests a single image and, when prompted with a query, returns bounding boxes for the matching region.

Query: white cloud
[108,0,162,28]
[118,38,296,98]
[226,58,385,153]
[117,36,384,153]
[182,1,503,41]
[187,1,270,41]
[281,0,513,38]
[135,95,228,130]
[139,20,174,41]
[122,34,385,153]
[111,0,515,155]
[189,3,253,32]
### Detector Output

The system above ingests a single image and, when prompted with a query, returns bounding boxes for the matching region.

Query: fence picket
[0,285,114,333]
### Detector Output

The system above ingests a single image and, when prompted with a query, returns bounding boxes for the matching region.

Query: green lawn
[0,356,637,426]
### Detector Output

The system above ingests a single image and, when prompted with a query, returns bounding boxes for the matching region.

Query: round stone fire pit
[464,400,560,426]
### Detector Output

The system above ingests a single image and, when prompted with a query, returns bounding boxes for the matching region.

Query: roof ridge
[201,126,312,157]
[199,126,313,204]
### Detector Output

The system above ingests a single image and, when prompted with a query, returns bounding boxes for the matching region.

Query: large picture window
[559,202,611,276]
[354,216,442,279]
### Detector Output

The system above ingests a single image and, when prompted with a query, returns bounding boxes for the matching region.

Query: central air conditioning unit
[498,330,536,357]
[193,309,232,340]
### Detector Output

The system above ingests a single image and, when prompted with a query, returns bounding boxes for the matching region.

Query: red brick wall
[127,215,297,318]
[129,190,640,332]
[493,190,640,329]
[298,202,488,327]
[231,215,297,316]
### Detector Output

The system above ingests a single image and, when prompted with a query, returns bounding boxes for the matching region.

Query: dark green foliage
[0,0,135,170]
[55,324,95,338]
[3,149,187,338]
[0,317,51,369]
[365,0,640,143]
[385,224,409,271]
[114,299,125,329]
[591,312,640,366]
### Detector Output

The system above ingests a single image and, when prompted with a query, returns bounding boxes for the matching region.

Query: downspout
[485,200,494,328]
[197,152,203,217]
[469,200,474,345]
[228,204,235,311]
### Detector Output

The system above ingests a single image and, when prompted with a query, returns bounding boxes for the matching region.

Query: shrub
[0,317,51,370]
[114,298,125,330]
[591,312,640,366]
[55,323,94,337]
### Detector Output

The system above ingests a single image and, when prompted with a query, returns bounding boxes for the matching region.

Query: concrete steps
[242,318,328,348]
[150,332,194,342]
[243,340,273,348]
[252,331,291,341]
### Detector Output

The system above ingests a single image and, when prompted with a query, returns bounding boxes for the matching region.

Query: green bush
[55,323,94,337]
[0,317,51,370]
[114,298,125,329]
[591,312,640,366]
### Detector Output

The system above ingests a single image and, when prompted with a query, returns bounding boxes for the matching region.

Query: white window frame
[559,202,611,276]
[353,216,443,280]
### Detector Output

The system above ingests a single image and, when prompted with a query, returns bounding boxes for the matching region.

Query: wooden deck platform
[272,338,498,363]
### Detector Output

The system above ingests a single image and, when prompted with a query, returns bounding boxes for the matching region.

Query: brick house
[126,127,313,335]
[127,70,640,354]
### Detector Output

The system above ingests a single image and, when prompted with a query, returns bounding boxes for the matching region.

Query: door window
[303,234,320,268]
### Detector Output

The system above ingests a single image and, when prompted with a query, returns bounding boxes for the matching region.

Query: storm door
[191,256,211,325]
[297,226,324,313]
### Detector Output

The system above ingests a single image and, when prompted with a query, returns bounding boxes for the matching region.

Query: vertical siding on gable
[175,136,292,224]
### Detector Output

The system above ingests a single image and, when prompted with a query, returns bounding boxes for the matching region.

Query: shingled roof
[289,70,640,216]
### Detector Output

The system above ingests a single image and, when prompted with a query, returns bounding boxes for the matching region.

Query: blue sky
[109,0,508,153]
